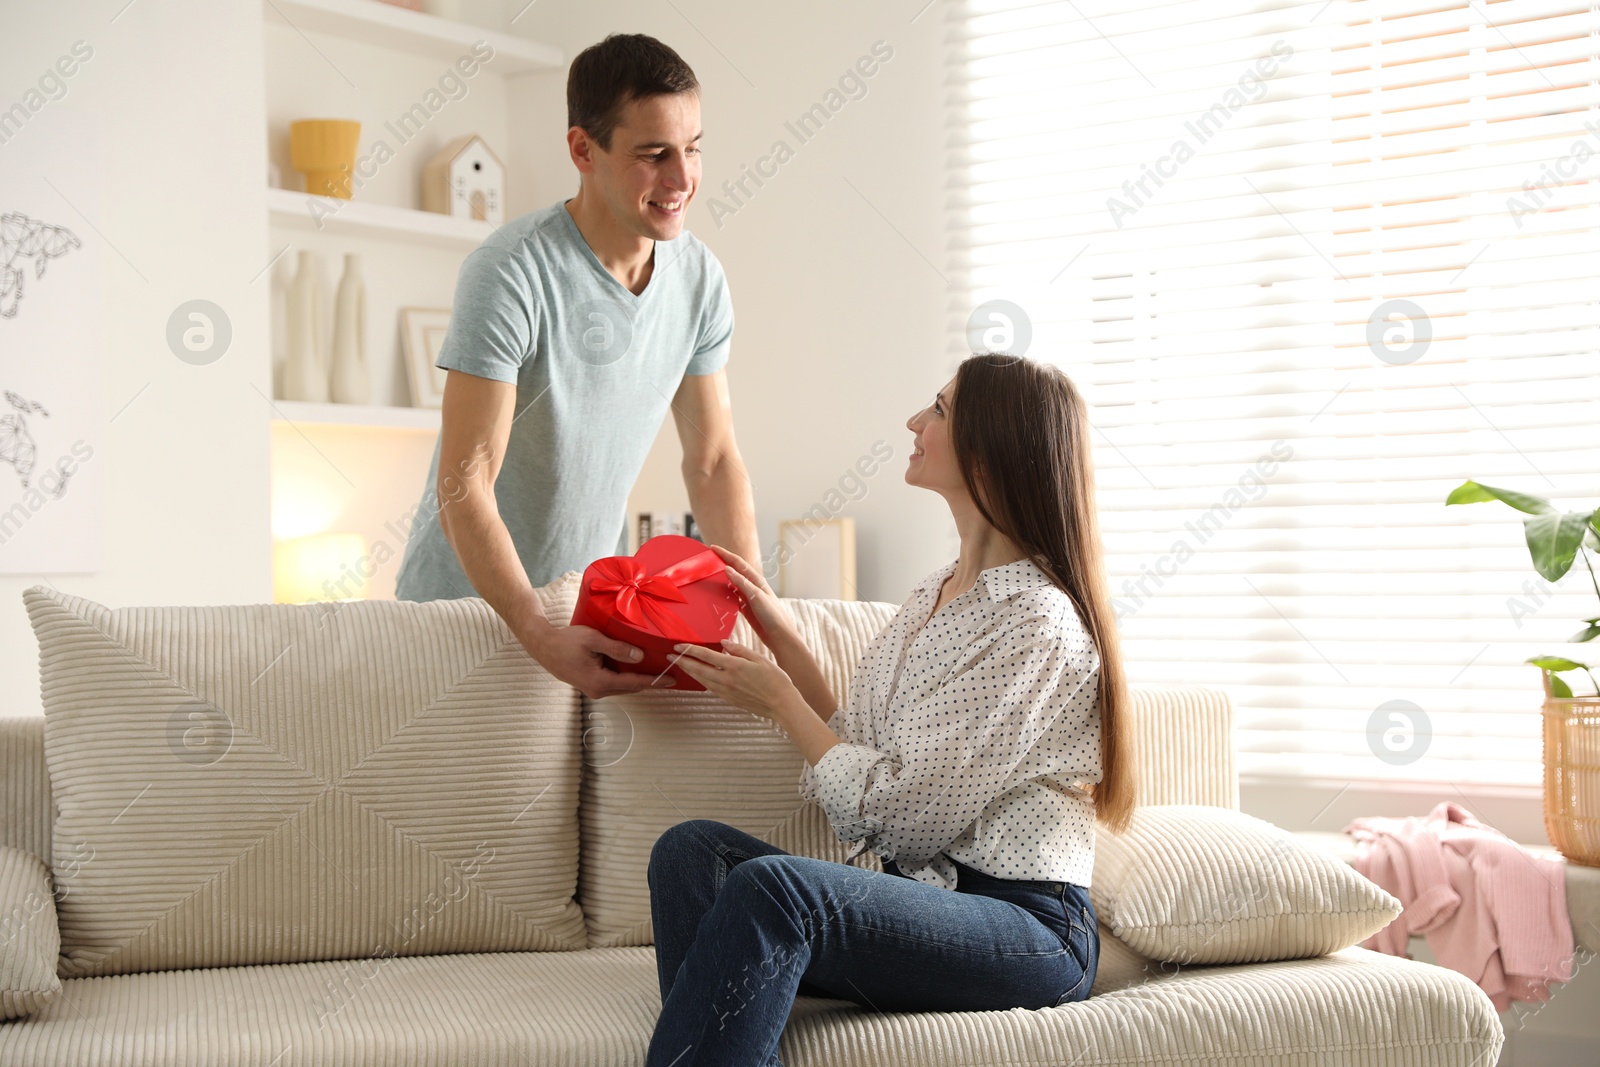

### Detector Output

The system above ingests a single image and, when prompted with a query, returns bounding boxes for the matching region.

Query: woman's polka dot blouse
[797,556,1103,891]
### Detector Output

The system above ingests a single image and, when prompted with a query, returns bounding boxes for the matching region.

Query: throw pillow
[0,845,62,1019]
[1090,805,1402,964]
[25,574,588,977]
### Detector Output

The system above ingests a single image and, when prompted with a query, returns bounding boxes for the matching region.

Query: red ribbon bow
[587,546,729,642]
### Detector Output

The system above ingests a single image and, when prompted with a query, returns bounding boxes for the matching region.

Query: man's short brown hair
[567,34,700,151]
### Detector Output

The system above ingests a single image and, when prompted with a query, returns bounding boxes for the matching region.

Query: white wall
[1,1,272,715]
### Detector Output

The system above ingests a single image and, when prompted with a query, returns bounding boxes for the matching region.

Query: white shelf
[262,0,563,74]
[267,187,493,247]
[269,399,441,430]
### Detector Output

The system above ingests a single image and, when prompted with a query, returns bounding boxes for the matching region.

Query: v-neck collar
[915,560,963,632]
[886,563,965,708]
[916,556,1053,604]
[896,557,1052,667]
[557,200,660,306]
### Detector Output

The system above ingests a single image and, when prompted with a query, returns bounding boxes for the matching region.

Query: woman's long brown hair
[948,353,1136,833]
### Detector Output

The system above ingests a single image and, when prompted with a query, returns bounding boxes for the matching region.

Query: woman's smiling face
[905,377,960,494]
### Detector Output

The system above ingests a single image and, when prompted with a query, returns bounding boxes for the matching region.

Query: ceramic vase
[283,250,328,402]
[330,253,369,404]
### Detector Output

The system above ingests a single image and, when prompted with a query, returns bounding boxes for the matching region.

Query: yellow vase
[290,119,361,199]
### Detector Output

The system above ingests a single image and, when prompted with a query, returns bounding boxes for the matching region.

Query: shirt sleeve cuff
[811,742,887,841]
[797,758,817,802]
[433,356,520,385]
[684,344,729,376]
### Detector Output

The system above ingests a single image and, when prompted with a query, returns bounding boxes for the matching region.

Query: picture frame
[399,307,452,409]
[778,516,857,600]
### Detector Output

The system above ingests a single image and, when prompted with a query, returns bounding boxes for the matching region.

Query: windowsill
[1242,773,1542,802]
[1241,775,1549,850]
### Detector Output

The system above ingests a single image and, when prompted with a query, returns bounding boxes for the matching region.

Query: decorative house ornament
[423,134,505,225]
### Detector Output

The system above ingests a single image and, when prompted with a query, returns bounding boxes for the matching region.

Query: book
[633,510,699,549]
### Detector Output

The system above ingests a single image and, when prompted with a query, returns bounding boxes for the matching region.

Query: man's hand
[522,621,678,701]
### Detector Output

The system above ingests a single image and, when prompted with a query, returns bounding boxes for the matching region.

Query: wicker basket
[1541,672,1600,868]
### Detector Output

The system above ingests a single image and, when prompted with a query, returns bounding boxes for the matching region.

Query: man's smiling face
[588,91,702,242]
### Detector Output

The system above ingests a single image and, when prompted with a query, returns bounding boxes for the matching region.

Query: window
[951,0,1600,787]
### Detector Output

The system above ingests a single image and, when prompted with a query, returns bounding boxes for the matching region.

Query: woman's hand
[708,543,839,723]
[669,640,802,724]
[708,544,799,653]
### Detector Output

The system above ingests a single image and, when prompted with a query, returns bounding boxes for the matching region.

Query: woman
[644,353,1135,1067]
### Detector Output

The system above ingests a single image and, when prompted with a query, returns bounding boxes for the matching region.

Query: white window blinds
[950,0,1600,787]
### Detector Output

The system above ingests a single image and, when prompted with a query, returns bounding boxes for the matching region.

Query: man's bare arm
[435,370,546,638]
[436,369,666,698]
[671,368,761,566]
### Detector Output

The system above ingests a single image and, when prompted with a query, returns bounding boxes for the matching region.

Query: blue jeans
[645,818,1097,1067]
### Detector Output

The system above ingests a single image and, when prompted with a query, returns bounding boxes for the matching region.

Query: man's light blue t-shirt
[394,199,733,603]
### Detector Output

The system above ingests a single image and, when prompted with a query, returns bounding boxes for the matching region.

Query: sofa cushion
[23,577,588,978]
[1090,805,1403,964]
[0,845,61,1019]
[0,942,1504,1065]
[577,597,896,946]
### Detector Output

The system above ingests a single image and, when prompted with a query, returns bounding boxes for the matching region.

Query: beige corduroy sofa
[0,575,1504,1065]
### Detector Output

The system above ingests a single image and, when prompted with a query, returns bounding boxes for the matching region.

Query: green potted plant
[1447,480,1600,866]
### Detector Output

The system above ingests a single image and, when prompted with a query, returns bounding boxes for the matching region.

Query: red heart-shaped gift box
[569,534,747,692]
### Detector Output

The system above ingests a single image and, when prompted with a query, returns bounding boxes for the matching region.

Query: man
[394,34,761,700]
